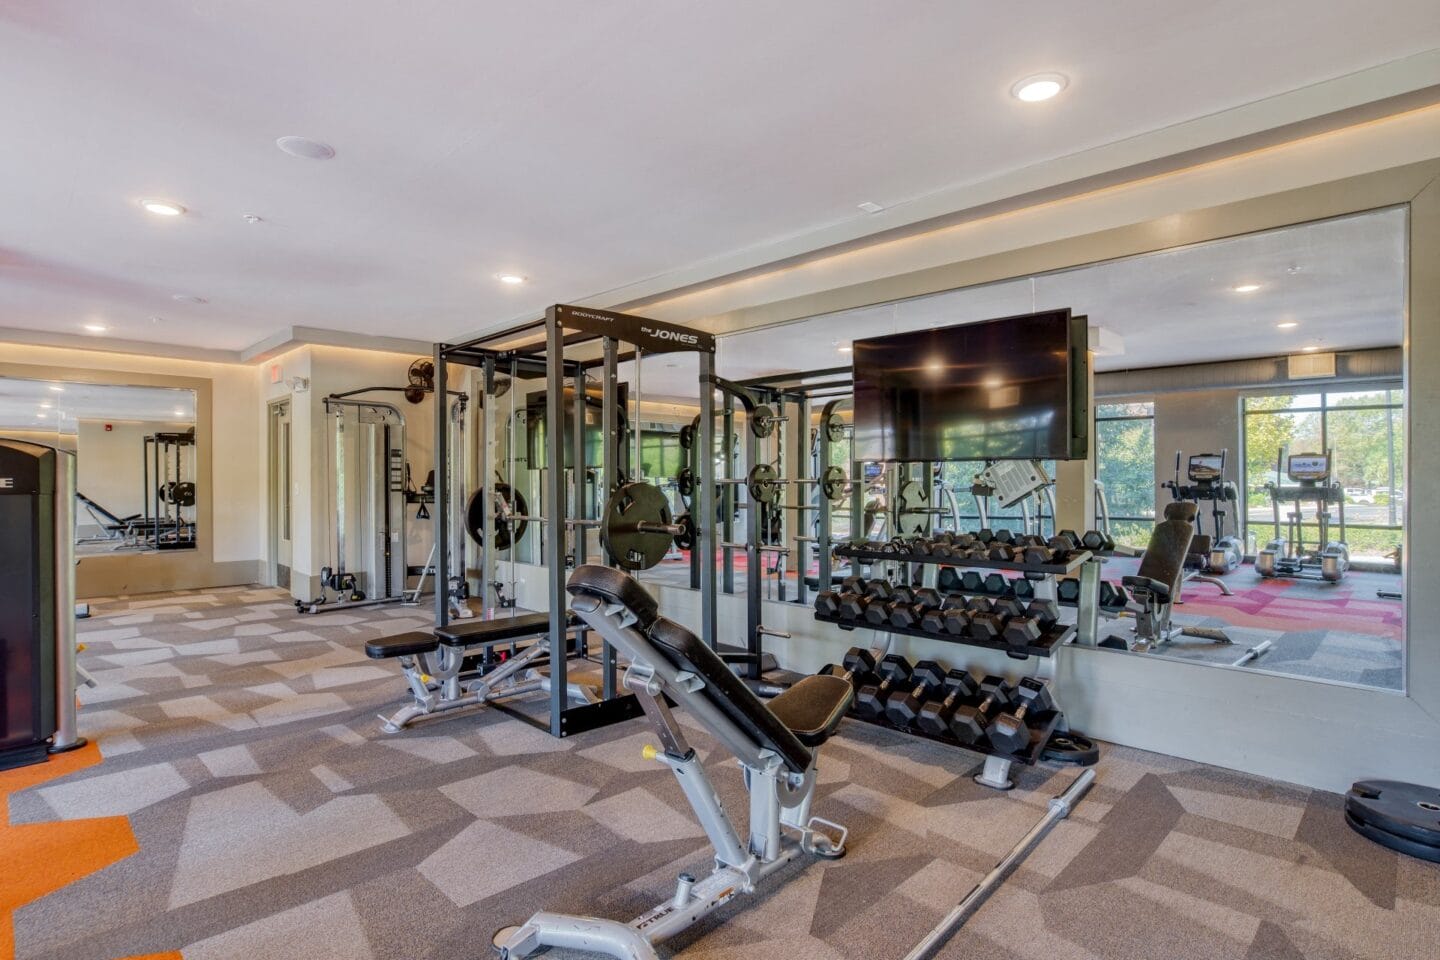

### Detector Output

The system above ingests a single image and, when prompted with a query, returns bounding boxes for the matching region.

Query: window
[1242,386,1404,562]
[1095,402,1156,548]
[639,431,684,481]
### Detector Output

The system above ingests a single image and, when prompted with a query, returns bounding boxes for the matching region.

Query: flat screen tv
[852,309,1088,463]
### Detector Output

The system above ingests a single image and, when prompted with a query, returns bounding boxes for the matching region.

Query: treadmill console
[1287,454,1331,484]
[1188,454,1224,483]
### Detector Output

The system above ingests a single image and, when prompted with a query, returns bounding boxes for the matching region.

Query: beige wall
[75,418,194,530]
[262,345,437,598]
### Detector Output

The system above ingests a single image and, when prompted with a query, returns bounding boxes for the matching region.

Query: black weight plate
[601,481,673,571]
[1042,732,1100,766]
[820,465,848,502]
[678,423,696,450]
[672,512,696,551]
[1345,810,1440,863]
[823,413,846,443]
[464,483,528,551]
[172,481,196,507]
[750,403,776,438]
[676,467,696,498]
[1345,780,1440,847]
[748,462,781,504]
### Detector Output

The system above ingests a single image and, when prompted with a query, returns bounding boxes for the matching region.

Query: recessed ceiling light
[82,322,108,333]
[36,411,48,419]
[1276,321,1298,329]
[1232,283,1262,293]
[837,345,853,354]
[1301,345,1321,353]
[496,274,527,285]
[172,408,186,416]
[857,201,884,214]
[140,198,186,216]
[1011,73,1068,102]
[275,136,335,160]
[242,213,263,224]
[48,384,64,393]
[39,401,53,409]
[172,294,207,304]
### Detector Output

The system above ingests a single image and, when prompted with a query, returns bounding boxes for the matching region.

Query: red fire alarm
[104,424,113,432]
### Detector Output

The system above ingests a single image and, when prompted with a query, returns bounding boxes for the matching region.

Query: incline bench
[365,611,598,732]
[494,565,853,960]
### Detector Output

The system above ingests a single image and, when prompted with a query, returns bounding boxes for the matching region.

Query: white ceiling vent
[1288,351,1337,380]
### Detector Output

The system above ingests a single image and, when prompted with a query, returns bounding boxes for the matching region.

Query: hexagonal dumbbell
[960,570,985,593]
[814,591,841,617]
[976,528,995,544]
[950,676,1013,745]
[1012,577,1036,600]
[992,597,1026,620]
[1002,614,1042,649]
[992,529,1015,545]
[863,581,897,625]
[1057,529,1081,550]
[853,655,913,719]
[1027,599,1060,630]
[916,669,979,736]
[987,677,1056,755]
[818,646,879,689]
[837,591,872,621]
[940,602,972,636]
[1056,578,1081,605]
[883,659,947,728]
[1080,530,1109,551]
[983,573,1009,595]
[1022,544,1054,565]
[968,607,1008,642]
[892,588,941,630]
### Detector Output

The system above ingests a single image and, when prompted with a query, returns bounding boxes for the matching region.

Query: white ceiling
[1,3,1436,355]
[630,207,1406,398]
[0,377,195,430]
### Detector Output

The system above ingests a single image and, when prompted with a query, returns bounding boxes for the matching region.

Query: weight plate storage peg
[600,481,679,571]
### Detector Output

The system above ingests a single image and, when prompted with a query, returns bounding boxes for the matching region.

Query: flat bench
[365,612,581,661]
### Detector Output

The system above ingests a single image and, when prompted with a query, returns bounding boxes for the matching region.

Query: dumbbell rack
[842,698,1067,773]
[814,611,1073,660]
[819,540,1104,787]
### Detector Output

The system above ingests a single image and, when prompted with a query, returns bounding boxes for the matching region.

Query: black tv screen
[852,309,1088,463]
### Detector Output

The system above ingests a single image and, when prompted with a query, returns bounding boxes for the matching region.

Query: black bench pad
[434,611,576,648]
[365,631,440,659]
[1132,500,1197,602]
[768,674,853,747]
[649,616,813,775]
[566,564,660,629]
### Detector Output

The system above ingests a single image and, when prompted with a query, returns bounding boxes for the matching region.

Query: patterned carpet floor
[4,586,1436,960]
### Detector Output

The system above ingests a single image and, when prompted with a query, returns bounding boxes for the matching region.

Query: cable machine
[141,429,196,550]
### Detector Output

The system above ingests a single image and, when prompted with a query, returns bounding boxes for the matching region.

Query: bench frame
[494,589,848,960]
[373,621,601,733]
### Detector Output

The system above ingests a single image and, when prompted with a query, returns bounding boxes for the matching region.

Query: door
[268,400,293,589]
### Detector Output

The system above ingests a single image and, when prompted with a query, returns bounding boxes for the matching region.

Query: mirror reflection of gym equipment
[1257,448,1351,582]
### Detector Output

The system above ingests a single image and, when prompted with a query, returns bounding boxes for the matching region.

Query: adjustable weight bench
[1112,501,1229,649]
[365,611,599,733]
[494,565,854,960]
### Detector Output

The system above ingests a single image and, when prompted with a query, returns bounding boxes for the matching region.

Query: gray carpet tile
[10,585,1437,960]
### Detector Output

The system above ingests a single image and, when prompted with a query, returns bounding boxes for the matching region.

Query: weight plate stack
[1344,780,1440,862]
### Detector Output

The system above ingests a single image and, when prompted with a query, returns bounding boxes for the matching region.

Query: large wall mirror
[0,376,200,554]
[630,204,1407,694]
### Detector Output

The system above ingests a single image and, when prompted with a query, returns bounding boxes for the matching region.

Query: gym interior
[2,7,1438,960]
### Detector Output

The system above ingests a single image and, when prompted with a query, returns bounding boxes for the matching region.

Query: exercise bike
[1256,448,1349,583]
[1162,450,1243,575]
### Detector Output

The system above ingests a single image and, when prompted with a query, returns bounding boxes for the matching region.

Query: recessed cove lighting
[496,274,527,285]
[276,136,335,160]
[1232,283,1262,293]
[1302,345,1321,353]
[173,408,186,417]
[141,198,185,216]
[1011,73,1067,102]
[82,322,108,333]
[1276,321,1298,329]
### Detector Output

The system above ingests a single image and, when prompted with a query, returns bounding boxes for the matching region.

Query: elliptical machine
[1256,447,1349,583]
[1162,450,1243,575]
